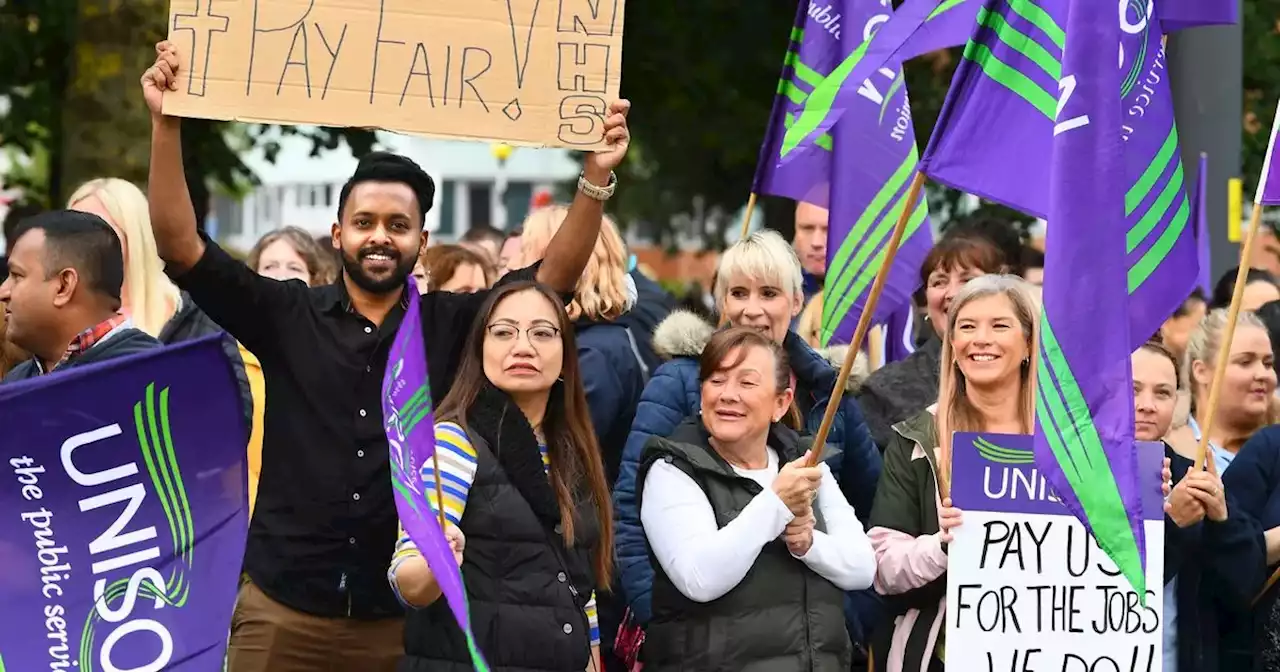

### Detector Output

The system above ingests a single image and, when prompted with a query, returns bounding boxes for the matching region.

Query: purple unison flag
[921,0,1196,349]
[751,0,845,208]
[1035,0,1146,596]
[383,278,489,671]
[1194,153,1212,295]
[819,4,936,344]
[777,0,980,164]
[1258,101,1280,206]
[0,336,247,671]
[752,0,941,345]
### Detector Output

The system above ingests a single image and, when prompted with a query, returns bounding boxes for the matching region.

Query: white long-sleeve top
[640,447,877,603]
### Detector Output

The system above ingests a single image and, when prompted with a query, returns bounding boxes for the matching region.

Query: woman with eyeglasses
[388,281,614,672]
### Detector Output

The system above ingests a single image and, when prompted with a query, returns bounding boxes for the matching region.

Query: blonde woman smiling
[867,275,1038,672]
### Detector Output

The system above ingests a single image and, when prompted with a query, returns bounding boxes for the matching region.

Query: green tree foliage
[0,1,376,225]
[1242,0,1280,197]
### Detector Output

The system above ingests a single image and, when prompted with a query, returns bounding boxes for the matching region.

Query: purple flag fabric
[752,1,842,208]
[777,0,980,164]
[0,336,248,671]
[1035,0,1146,596]
[921,0,1196,350]
[821,10,934,343]
[1194,153,1212,295]
[1259,102,1280,206]
[383,279,488,671]
[753,0,961,344]
[883,305,917,363]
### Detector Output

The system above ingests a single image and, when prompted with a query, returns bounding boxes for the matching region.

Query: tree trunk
[58,0,167,204]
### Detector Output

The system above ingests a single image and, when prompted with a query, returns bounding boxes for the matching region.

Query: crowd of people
[5,40,1280,672]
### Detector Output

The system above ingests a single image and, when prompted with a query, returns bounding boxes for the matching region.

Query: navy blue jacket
[1220,427,1280,668]
[611,310,882,638]
[1164,447,1266,672]
[575,318,647,487]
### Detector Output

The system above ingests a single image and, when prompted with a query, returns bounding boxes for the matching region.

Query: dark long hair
[435,280,614,586]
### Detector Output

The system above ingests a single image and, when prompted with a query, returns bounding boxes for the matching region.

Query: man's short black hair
[337,152,436,226]
[11,210,124,305]
[461,224,505,246]
[3,202,45,251]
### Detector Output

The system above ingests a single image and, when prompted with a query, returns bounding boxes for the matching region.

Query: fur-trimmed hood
[651,310,870,392]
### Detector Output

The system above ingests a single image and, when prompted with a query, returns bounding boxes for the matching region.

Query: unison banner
[945,433,1166,671]
[0,336,248,672]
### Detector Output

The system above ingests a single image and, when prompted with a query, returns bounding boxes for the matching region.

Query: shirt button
[366,366,372,373]
[349,537,356,545]
[554,524,563,534]
[562,623,573,635]
[557,572,567,583]
[364,326,373,334]
[357,450,365,458]
[359,409,367,417]
[353,493,361,501]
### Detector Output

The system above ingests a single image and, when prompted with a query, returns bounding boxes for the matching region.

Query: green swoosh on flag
[780,39,873,157]
[1035,315,1145,598]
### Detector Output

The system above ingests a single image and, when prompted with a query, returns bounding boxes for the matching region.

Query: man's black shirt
[171,234,542,618]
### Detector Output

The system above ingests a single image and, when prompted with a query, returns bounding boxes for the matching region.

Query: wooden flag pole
[739,192,760,241]
[1192,203,1265,471]
[805,172,927,468]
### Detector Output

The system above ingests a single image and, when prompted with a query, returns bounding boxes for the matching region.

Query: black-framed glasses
[486,323,561,345]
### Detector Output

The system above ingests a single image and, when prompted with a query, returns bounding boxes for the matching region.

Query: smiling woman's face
[950,293,1028,389]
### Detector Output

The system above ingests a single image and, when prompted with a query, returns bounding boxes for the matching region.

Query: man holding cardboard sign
[142,27,629,670]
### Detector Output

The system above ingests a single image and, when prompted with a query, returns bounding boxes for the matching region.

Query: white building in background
[212,126,579,252]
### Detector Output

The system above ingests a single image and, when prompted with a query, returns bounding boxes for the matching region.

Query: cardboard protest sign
[945,433,1166,672]
[0,337,247,671]
[162,0,625,149]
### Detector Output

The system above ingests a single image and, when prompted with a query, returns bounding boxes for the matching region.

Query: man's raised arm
[534,100,632,293]
[142,40,205,273]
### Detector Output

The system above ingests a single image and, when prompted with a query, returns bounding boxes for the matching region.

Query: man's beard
[341,246,416,294]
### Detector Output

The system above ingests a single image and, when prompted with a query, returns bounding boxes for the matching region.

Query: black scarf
[465,382,562,531]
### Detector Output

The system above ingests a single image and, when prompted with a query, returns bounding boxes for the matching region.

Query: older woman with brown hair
[247,226,335,286]
[868,274,1038,672]
[637,327,875,671]
[414,244,495,294]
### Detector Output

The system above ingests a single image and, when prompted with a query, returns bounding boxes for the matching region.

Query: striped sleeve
[388,521,418,606]
[586,591,600,646]
[387,421,478,608]
[423,421,480,526]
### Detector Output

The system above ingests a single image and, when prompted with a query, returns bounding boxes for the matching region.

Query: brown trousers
[227,580,405,672]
